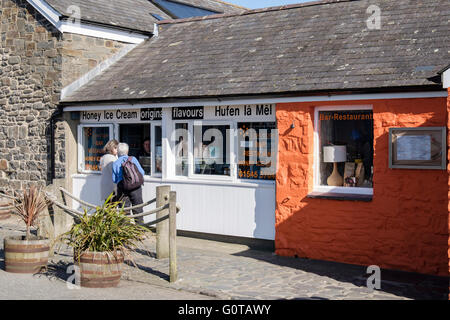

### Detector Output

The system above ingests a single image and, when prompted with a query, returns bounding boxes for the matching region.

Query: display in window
[83,126,110,171]
[319,110,373,188]
[175,123,189,176]
[154,126,162,174]
[120,124,151,175]
[193,125,230,176]
[237,122,276,180]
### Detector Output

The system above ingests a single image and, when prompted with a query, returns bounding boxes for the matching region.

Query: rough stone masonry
[0,0,130,193]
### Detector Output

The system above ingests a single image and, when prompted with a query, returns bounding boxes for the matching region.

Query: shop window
[193,124,230,176]
[174,123,189,176]
[154,125,162,175]
[120,124,151,175]
[78,124,113,172]
[237,122,277,180]
[317,109,373,189]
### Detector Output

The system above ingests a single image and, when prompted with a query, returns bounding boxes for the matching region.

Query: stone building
[1,0,450,279]
[0,0,246,192]
[59,0,450,278]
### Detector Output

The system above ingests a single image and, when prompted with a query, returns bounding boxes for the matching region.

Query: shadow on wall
[77,175,103,211]
[250,101,449,299]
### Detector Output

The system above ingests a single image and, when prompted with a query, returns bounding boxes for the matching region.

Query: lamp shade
[323,145,347,163]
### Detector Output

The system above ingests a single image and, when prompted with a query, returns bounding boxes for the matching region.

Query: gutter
[59,85,447,108]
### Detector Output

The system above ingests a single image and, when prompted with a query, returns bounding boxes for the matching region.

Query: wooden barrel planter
[0,200,12,220]
[75,251,124,288]
[4,236,50,273]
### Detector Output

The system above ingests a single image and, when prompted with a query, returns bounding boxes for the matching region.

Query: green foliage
[65,194,148,260]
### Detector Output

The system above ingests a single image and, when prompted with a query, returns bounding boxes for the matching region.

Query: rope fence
[2,184,180,283]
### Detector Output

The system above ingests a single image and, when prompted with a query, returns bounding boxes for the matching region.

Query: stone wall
[61,34,127,88]
[0,0,64,192]
[275,97,448,276]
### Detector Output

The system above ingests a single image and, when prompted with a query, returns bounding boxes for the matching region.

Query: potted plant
[65,194,148,288]
[4,185,51,273]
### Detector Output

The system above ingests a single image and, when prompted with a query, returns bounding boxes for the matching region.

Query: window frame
[115,121,162,178]
[190,120,235,182]
[313,105,374,195]
[236,120,277,184]
[151,122,163,177]
[77,123,114,174]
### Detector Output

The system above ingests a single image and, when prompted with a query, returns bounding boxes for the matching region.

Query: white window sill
[308,186,373,201]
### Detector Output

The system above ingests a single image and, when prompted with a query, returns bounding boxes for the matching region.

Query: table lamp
[323,145,347,186]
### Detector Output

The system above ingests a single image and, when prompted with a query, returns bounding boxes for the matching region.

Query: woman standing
[100,139,119,201]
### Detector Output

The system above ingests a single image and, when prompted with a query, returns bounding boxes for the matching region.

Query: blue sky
[225,0,311,9]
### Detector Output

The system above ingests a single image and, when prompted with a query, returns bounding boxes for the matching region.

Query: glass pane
[154,125,162,174]
[193,124,230,176]
[119,124,151,175]
[237,122,276,180]
[83,126,110,171]
[175,123,188,176]
[319,110,373,188]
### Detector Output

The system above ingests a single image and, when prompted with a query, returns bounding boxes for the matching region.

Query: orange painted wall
[275,97,448,276]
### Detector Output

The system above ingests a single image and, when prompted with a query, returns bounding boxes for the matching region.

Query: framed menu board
[389,127,446,169]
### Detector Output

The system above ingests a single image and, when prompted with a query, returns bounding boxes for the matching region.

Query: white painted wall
[72,175,276,240]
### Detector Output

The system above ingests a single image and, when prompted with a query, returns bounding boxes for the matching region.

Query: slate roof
[62,0,450,104]
[44,0,245,33]
[45,0,171,33]
[170,0,247,15]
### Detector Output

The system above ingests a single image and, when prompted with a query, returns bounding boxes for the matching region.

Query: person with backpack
[112,143,146,224]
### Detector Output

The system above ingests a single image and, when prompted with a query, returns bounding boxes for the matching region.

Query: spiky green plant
[14,185,50,240]
[65,194,148,262]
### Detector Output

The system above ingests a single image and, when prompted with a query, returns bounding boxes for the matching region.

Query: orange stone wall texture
[275,97,448,277]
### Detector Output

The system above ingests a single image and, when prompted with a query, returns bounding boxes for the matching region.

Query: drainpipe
[50,107,63,182]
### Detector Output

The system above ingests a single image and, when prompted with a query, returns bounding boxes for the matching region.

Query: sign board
[80,108,162,123]
[389,127,446,169]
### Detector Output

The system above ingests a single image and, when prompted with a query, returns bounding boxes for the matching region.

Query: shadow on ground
[232,249,449,300]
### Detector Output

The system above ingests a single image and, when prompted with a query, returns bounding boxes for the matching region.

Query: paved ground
[0,215,448,300]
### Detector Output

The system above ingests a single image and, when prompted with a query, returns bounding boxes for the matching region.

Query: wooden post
[40,179,73,257]
[156,185,170,259]
[169,191,177,283]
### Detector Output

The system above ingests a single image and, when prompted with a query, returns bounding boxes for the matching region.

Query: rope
[0,206,16,211]
[44,189,181,227]
[127,204,168,218]
[120,198,157,212]
[120,203,180,219]
[58,187,157,212]
[141,204,181,227]
[58,187,97,209]
[44,192,83,220]
[0,193,18,201]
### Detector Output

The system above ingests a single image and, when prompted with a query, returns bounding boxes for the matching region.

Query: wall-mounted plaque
[389,127,446,169]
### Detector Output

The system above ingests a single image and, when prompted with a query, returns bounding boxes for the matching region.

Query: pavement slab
[0,215,448,300]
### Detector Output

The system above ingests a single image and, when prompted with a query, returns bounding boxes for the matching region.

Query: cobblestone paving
[1,216,448,300]
[139,237,448,300]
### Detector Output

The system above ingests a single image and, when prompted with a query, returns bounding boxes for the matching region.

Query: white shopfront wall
[70,104,277,240]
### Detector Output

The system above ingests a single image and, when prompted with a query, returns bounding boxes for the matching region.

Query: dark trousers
[116,181,144,224]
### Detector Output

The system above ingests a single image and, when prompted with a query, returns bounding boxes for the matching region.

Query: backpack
[121,156,144,191]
